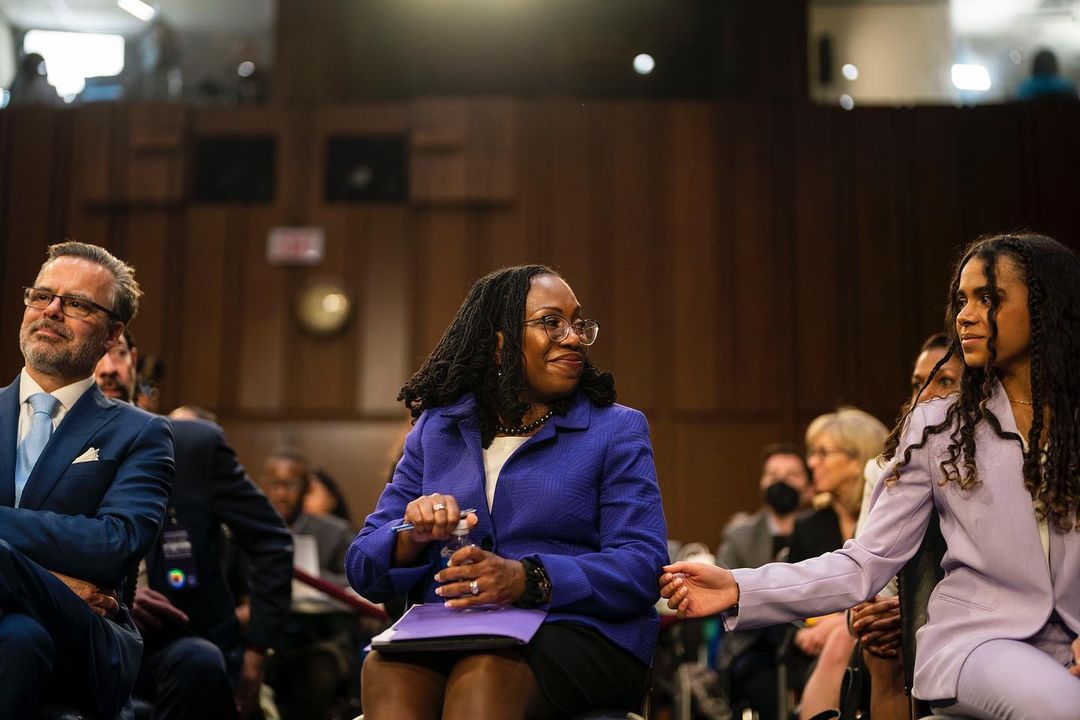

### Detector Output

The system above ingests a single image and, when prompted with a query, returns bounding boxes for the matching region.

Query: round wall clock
[295,280,353,337]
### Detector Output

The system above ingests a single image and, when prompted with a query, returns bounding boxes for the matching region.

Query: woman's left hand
[1070,637,1080,678]
[433,546,527,609]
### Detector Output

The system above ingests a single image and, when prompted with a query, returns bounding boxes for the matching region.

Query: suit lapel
[19,384,118,510]
[0,377,21,507]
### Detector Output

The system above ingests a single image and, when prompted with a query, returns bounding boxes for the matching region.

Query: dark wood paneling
[236,216,288,413]
[177,211,228,409]
[666,103,721,412]
[4,99,1080,545]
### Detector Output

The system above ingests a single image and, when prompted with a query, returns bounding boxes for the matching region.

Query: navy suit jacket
[0,375,174,713]
[346,392,669,666]
[145,418,292,654]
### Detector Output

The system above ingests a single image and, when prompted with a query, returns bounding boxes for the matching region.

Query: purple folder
[371,602,547,653]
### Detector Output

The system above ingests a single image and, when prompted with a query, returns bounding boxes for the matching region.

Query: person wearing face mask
[662,233,1080,720]
[715,443,813,720]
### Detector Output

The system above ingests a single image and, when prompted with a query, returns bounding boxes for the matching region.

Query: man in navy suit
[95,329,292,720]
[0,242,174,719]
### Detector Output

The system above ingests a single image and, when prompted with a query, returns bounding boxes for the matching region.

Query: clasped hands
[849,595,901,659]
[50,570,119,619]
[394,492,526,608]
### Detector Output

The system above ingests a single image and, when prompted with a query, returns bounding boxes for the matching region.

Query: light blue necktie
[15,392,60,507]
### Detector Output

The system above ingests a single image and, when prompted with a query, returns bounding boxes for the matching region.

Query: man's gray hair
[42,241,142,323]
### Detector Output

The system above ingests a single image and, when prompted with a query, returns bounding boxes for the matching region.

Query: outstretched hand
[659,562,739,619]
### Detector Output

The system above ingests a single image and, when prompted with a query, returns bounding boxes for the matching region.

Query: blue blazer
[346,393,669,666]
[0,375,174,714]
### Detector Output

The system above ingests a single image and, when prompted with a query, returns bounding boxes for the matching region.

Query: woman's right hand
[659,562,739,619]
[392,493,477,566]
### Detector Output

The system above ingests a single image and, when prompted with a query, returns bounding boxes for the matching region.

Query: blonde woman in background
[789,407,888,720]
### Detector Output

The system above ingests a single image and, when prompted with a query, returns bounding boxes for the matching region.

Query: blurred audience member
[136,351,165,413]
[258,449,357,720]
[849,333,963,720]
[304,468,353,526]
[1017,49,1079,102]
[716,443,812,720]
[792,407,887,720]
[169,405,220,424]
[96,330,293,720]
[7,53,61,106]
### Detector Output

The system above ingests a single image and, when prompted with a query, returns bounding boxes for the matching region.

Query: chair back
[897,507,945,712]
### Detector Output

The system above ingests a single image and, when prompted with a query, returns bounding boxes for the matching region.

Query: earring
[497,368,502,378]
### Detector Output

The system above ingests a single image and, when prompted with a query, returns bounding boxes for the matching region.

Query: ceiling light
[118,0,157,22]
[633,53,655,76]
[951,64,992,92]
[839,94,855,110]
[841,64,859,81]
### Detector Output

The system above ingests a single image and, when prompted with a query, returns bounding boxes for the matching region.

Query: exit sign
[267,227,325,265]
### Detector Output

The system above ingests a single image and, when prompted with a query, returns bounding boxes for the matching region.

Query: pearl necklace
[495,410,554,436]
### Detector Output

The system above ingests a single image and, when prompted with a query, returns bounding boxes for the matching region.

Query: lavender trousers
[934,617,1079,720]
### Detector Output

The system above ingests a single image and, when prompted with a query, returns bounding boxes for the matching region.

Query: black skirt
[370,621,650,717]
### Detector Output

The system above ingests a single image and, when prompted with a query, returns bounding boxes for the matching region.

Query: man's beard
[97,375,132,404]
[20,319,110,382]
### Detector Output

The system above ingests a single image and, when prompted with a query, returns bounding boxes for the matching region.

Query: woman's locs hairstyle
[883,232,1080,531]
[397,265,615,447]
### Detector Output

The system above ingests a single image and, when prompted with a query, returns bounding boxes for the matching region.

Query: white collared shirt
[17,367,96,444]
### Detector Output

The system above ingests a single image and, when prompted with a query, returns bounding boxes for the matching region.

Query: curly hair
[398,265,615,447]
[883,233,1080,531]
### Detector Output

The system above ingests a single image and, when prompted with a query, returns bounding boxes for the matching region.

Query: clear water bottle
[439,518,476,570]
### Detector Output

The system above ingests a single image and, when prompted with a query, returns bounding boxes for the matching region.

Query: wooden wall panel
[850,110,915,415]
[606,102,661,411]
[415,211,472,357]
[672,419,784,549]
[666,103,721,413]
[357,207,414,413]
[910,108,965,335]
[177,211,228,409]
[544,100,597,292]
[236,214,288,413]
[290,232,360,412]
[119,214,172,360]
[222,417,408,531]
[5,98,1080,545]
[727,103,781,413]
[793,108,847,415]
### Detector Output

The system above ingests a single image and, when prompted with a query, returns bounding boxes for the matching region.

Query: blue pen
[392,508,477,533]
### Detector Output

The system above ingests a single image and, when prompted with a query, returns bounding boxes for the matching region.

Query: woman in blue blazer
[347,265,669,719]
[662,233,1080,720]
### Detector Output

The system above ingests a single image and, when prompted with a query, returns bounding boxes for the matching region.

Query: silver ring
[432,503,446,512]
[469,579,480,595]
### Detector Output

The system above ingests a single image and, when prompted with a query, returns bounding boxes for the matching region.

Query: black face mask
[765,481,801,515]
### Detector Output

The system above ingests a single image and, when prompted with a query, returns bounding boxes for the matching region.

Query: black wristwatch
[515,558,552,608]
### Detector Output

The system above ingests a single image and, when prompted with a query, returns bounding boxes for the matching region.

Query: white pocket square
[72,447,99,464]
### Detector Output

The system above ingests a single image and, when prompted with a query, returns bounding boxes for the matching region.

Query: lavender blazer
[345,392,669,665]
[727,381,1080,703]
